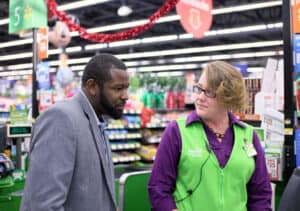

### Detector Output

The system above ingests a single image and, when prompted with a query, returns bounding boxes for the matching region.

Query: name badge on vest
[188,148,202,157]
[243,139,257,157]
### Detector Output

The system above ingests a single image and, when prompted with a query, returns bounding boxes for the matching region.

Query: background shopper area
[0,0,300,210]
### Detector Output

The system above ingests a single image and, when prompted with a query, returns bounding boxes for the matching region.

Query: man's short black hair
[81,53,127,86]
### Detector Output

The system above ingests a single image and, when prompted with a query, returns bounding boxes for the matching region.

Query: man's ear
[85,79,98,96]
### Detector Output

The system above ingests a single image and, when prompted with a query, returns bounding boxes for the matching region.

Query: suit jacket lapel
[74,93,116,206]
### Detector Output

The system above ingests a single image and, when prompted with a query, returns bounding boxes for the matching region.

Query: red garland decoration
[46,0,179,43]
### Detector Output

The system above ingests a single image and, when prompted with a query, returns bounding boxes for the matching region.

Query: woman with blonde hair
[148,61,272,211]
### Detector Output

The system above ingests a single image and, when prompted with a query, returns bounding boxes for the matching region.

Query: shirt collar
[79,89,107,127]
[186,110,246,128]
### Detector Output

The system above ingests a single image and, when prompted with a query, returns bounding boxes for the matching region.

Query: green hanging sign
[9,0,47,34]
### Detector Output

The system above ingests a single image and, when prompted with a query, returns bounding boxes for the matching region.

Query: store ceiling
[0,0,283,77]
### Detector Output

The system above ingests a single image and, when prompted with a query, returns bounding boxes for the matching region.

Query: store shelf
[112,152,141,164]
[143,137,160,144]
[123,109,142,115]
[145,122,167,129]
[107,123,141,129]
[108,133,142,140]
[153,108,188,113]
[110,141,141,151]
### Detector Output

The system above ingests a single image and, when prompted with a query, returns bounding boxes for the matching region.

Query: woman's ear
[85,79,98,96]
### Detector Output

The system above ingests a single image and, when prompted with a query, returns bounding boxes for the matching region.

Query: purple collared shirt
[148,111,272,211]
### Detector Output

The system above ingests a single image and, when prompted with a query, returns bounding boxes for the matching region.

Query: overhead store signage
[292,0,300,33]
[176,0,213,39]
[9,0,47,34]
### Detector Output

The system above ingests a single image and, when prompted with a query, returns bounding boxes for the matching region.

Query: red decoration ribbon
[46,0,179,43]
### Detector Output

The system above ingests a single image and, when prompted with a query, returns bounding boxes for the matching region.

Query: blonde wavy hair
[203,60,247,112]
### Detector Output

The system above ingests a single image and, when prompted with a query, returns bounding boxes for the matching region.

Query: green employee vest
[173,118,255,211]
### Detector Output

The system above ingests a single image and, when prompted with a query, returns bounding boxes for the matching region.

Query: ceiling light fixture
[1,50,282,77]
[116,40,283,60]
[213,0,282,15]
[129,64,201,73]
[0,0,282,51]
[0,21,282,53]
[109,39,140,47]
[60,0,113,11]
[117,3,133,17]
[2,50,283,74]
[0,39,283,62]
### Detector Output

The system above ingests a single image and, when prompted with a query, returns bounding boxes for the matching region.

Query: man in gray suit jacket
[21,53,130,211]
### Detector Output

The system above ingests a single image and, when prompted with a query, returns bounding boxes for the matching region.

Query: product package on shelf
[106,104,143,166]
[261,108,284,181]
[265,147,284,181]
[294,129,300,167]
[261,108,284,148]
[136,145,157,162]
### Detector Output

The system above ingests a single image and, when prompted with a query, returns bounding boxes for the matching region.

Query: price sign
[9,0,47,34]
[7,124,32,138]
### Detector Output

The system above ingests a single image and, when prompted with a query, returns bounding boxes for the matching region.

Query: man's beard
[100,91,124,119]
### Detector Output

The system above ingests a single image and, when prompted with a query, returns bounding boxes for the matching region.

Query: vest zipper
[220,169,224,211]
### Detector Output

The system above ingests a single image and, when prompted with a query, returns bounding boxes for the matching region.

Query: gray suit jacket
[21,92,116,211]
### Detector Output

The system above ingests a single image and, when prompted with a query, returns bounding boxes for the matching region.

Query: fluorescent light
[140,61,151,66]
[88,22,282,50]
[255,50,283,56]
[232,52,259,59]
[130,64,201,73]
[178,34,194,39]
[0,38,33,48]
[66,46,82,53]
[117,40,283,59]
[109,39,141,47]
[48,49,63,55]
[210,55,232,60]
[59,0,112,11]
[213,1,282,15]
[0,18,9,26]
[6,76,23,80]
[4,50,281,71]
[124,61,140,67]
[70,65,86,71]
[0,52,33,61]
[85,43,108,50]
[248,67,264,72]
[7,63,33,70]
[156,71,185,77]
[0,50,283,76]
[173,56,211,63]
[0,40,283,63]
[156,15,180,24]
[87,20,148,33]
[141,35,178,44]
[0,70,32,77]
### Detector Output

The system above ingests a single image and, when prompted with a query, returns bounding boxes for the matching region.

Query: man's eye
[114,87,123,91]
